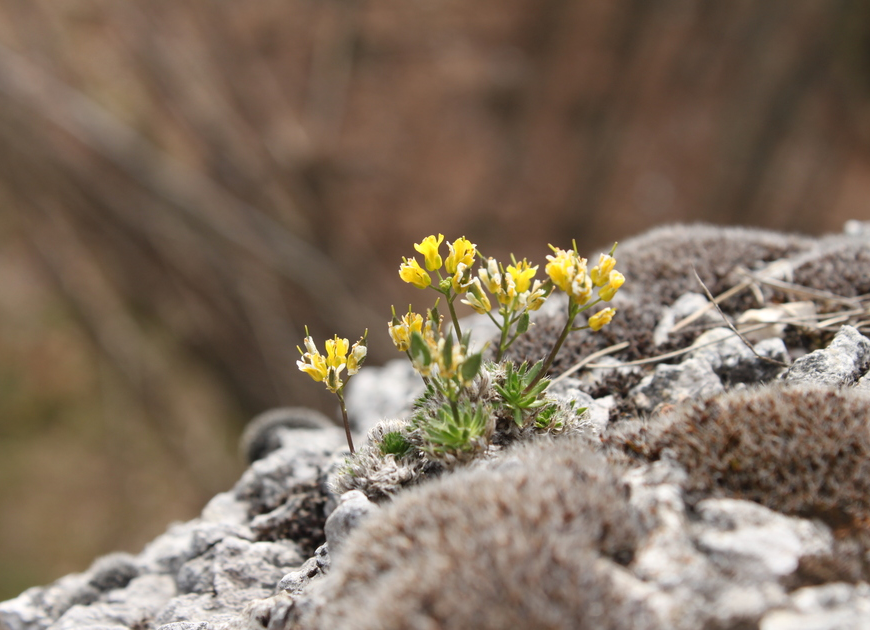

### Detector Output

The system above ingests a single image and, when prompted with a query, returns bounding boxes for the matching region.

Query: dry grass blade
[584,322,777,368]
[692,268,790,368]
[550,342,630,384]
[739,270,862,307]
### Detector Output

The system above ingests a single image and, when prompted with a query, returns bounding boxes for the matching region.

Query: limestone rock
[783,325,870,386]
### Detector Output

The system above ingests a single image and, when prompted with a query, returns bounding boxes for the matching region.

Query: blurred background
[1,0,870,600]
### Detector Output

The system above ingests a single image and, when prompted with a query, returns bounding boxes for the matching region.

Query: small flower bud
[588,307,616,331]
[399,257,432,289]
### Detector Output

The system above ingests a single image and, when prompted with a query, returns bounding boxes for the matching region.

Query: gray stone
[344,358,425,436]
[245,592,295,630]
[86,553,139,593]
[547,379,613,431]
[323,491,378,556]
[653,292,717,346]
[137,520,254,576]
[631,357,724,412]
[783,325,870,386]
[693,499,833,580]
[239,407,333,464]
[0,572,100,630]
[277,557,321,595]
[687,328,788,385]
[157,623,213,630]
[175,537,302,597]
[760,583,870,630]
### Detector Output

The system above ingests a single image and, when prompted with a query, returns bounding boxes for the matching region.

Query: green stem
[495,308,510,361]
[449,397,461,425]
[336,389,355,454]
[524,302,579,394]
[446,293,463,340]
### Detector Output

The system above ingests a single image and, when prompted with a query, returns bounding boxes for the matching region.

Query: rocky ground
[4,222,870,630]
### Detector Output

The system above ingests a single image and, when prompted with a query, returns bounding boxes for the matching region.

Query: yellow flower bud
[497,273,517,305]
[451,262,474,293]
[588,307,616,331]
[399,257,431,289]
[445,237,476,274]
[598,270,625,302]
[347,343,367,375]
[414,234,444,271]
[461,278,492,314]
[590,253,617,287]
[388,311,424,352]
[479,257,501,294]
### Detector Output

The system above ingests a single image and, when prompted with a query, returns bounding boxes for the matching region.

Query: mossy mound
[303,439,657,630]
[630,384,870,531]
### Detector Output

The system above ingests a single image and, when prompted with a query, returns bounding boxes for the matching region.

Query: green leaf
[442,330,454,370]
[516,311,530,334]
[525,360,544,383]
[461,352,483,383]
[410,331,431,366]
[513,407,524,427]
[379,431,412,457]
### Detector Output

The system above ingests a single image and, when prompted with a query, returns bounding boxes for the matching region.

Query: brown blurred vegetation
[2,0,870,600]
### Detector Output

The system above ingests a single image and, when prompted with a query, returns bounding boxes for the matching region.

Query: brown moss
[639,385,870,531]
[301,439,658,630]
[790,241,870,299]
[614,223,812,310]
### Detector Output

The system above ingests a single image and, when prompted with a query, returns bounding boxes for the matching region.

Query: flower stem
[524,302,578,394]
[447,294,463,339]
[495,309,510,361]
[336,390,355,454]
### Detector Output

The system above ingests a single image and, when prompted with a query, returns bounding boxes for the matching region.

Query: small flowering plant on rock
[296,327,367,453]
[299,233,624,479]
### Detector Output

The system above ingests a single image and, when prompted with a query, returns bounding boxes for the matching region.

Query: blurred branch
[0,40,373,332]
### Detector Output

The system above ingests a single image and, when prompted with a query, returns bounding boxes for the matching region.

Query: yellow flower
[506,259,537,294]
[497,272,517,305]
[388,310,424,352]
[519,279,549,311]
[325,336,349,369]
[598,270,625,302]
[590,253,617,287]
[414,234,444,271]
[451,262,474,293]
[445,237,476,274]
[297,349,327,383]
[545,246,578,293]
[588,307,616,331]
[461,278,492,314]
[570,272,592,305]
[297,333,343,391]
[347,337,367,375]
[546,245,591,305]
[479,257,501,294]
[399,257,431,289]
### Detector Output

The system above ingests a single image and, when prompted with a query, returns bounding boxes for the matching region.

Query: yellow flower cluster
[544,246,625,306]
[296,329,367,393]
[388,308,424,352]
[468,257,549,314]
[388,306,477,385]
[399,235,477,291]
